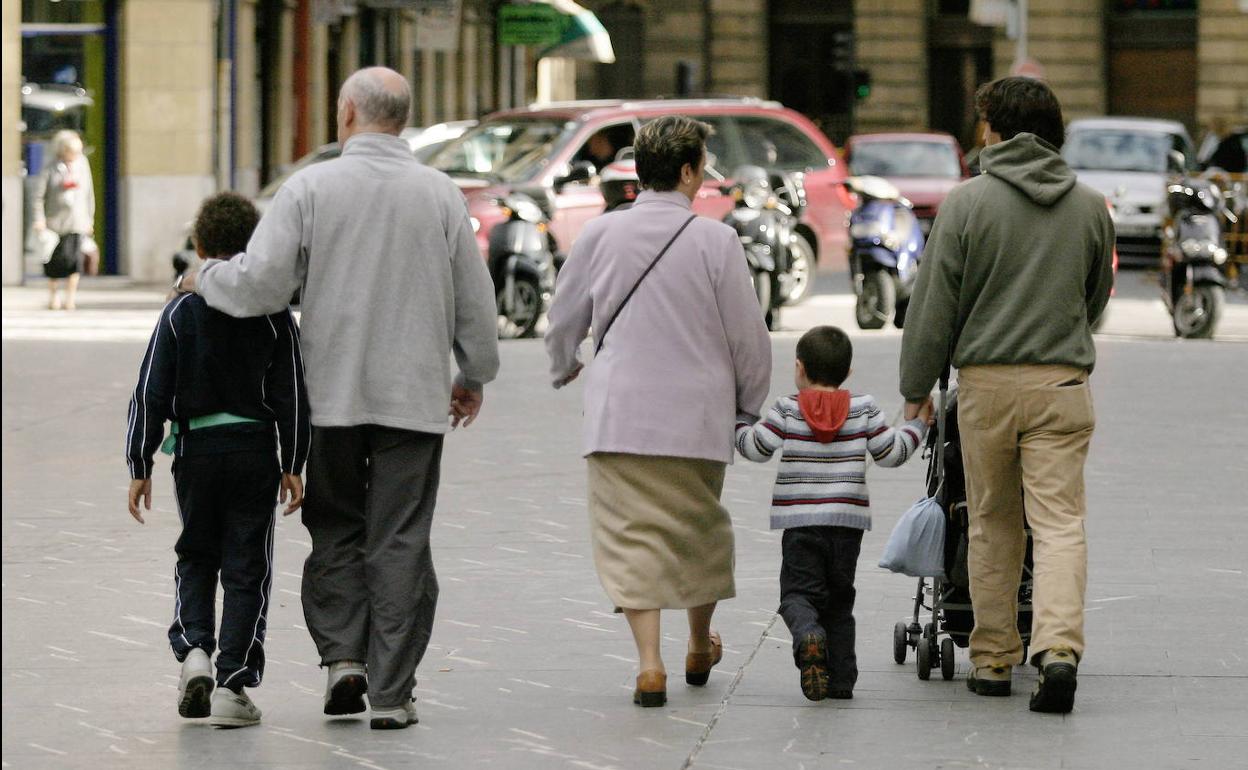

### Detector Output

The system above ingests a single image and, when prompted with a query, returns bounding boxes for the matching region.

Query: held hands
[279,473,304,515]
[905,396,935,426]
[128,478,152,524]
[449,383,484,429]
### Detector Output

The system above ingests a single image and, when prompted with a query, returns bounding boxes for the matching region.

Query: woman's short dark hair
[193,192,260,259]
[975,76,1066,150]
[634,116,711,192]
[797,326,852,387]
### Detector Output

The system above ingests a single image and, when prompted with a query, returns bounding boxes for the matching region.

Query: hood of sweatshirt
[980,132,1077,206]
[797,389,852,443]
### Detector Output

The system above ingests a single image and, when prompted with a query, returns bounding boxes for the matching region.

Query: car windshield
[428,119,574,182]
[1063,130,1175,173]
[849,141,961,178]
[258,146,341,198]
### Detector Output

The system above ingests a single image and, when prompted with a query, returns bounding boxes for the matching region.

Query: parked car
[253,120,476,213]
[843,132,969,235]
[424,98,854,293]
[1063,117,1196,264]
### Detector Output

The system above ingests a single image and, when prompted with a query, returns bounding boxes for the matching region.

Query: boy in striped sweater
[736,326,930,701]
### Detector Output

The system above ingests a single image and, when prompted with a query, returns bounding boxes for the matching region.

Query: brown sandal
[685,630,723,686]
[633,669,667,707]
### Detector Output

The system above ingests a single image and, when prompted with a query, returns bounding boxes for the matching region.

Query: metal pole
[1015,0,1028,68]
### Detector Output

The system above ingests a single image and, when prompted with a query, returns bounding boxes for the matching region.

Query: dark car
[844,132,969,236]
[425,98,856,291]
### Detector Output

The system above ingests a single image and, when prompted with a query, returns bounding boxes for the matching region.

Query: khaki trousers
[957,364,1094,669]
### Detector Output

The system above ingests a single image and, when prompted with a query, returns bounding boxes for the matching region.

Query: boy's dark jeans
[778,526,864,690]
[168,450,280,691]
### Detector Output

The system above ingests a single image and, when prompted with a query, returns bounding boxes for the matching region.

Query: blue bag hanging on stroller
[878,496,946,578]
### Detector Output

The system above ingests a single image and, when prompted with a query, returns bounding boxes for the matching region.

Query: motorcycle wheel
[1172,284,1224,339]
[783,234,817,306]
[855,270,895,330]
[497,275,542,340]
[752,270,772,323]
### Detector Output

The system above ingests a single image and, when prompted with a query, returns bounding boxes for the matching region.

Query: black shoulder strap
[594,214,697,355]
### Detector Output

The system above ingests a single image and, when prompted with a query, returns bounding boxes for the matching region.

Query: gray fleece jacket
[899,133,1115,401]
[198,133,500,432]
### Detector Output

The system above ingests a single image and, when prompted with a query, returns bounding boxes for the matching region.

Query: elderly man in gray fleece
[180,67,500,730]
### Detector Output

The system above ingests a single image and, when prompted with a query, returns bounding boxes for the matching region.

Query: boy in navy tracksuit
[125,192,309,728]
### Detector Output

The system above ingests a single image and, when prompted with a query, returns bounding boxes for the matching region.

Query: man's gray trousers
[301,425,443,709]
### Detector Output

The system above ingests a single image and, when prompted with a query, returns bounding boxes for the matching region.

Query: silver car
[1063,117,1195,263]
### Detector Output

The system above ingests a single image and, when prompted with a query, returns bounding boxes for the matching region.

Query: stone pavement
[2,277,1246,769]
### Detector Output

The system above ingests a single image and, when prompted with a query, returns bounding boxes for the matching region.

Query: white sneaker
[177,648,214,718]
[210,687,261,729]
[324,660,367,716]
[370,698,417,730]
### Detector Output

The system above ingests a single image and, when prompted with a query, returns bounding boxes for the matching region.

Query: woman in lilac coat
[545,116,772,707]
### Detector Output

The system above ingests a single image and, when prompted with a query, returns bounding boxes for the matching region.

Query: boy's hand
[279,474,304,515]
[128,478,152,524]
[905,397,933,423]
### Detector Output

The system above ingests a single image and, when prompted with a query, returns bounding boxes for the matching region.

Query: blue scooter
[844,176,926,329]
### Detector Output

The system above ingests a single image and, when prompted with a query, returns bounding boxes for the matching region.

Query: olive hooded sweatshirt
[899,132,1116,402]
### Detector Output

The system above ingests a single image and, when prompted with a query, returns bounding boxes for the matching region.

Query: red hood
[798,389,852,443]
[882,176,962,209]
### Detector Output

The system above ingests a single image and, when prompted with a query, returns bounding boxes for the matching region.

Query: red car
[426,99,855,288]
[844,132,970,235]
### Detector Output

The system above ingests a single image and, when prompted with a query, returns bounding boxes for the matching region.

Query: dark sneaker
[1030,648,1078,714]
[827,689,853,700]
[966,664,1012,696]
[796,633,830,702]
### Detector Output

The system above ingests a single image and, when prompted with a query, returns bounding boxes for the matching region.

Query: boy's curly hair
[193,192,260,259]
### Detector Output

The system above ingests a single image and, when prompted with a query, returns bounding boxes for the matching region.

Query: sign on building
[498,3,564,47]
[415,0,462,52]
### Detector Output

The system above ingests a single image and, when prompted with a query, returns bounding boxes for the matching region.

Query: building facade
[3,0,1245,284]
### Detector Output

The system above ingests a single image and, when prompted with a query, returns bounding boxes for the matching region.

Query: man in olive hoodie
[899,77,1114,714]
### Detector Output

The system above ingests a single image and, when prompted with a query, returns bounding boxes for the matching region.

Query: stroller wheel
[941,638,956,681]
[916,637,933,681]
[893,621,908,664]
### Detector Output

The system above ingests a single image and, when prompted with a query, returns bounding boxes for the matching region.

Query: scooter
[488,192,556,339]
[1160,152,1238,339]
[722,166,794,330]
[844,176,925,330]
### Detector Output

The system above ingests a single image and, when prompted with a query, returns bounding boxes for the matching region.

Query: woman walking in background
[545,115,772,707]
[33,129,96,310]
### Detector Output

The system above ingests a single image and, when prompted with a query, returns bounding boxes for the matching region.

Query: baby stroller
[892,379,1034,681]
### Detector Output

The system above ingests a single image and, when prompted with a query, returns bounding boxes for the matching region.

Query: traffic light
[852,69,871,101]
[831,30,854,72]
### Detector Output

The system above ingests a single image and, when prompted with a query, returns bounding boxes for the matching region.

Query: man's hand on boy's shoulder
[280,473,304,516]
[128,478,152,524]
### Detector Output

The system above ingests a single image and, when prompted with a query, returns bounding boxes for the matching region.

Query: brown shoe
[685,630,723,686]
[633,670,667,707]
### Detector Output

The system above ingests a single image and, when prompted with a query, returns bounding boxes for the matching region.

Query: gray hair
[340,68,411,132]
[50,130,84,161]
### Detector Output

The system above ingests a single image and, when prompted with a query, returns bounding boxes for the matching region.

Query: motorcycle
[844,176,926,330]
[1160,151,1240,339]
[488,192,556,339]
[722,166,798,330]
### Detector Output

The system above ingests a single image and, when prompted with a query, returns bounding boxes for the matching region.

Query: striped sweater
[735,393,927,530]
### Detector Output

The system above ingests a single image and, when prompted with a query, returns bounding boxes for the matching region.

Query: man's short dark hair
[193,192,260,259]
[797,326,852,387]
[634,116,711,192]
[975,76,1066,150]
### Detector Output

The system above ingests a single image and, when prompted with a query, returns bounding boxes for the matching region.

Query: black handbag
[43,232,82,279]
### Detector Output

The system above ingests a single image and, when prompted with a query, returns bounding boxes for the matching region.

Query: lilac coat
[545,190,772,464]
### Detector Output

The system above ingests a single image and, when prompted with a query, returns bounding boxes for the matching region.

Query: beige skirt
[586,452,735,610]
